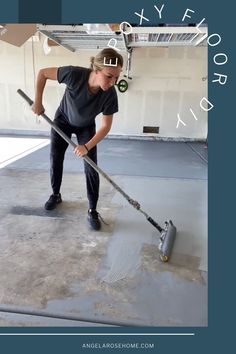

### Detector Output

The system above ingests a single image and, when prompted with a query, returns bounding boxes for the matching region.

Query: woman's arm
[32,67,58,115]
[74,115,113,157]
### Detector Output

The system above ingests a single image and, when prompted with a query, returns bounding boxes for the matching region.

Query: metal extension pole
[17,89,163,233]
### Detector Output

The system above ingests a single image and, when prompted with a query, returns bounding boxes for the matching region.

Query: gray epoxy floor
[0,138,208,327]
[8,139,208,179]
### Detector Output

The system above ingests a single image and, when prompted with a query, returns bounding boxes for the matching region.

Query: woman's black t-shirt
[57,66,118,127]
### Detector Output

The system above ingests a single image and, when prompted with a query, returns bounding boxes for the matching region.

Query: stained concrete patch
[0,214,112,308]
[0,169,117,310]
[10,205,65,218]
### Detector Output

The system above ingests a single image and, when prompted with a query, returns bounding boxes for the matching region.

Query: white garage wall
[0,36,207,140]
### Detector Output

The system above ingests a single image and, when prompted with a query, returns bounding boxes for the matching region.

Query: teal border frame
[0,0,235,353]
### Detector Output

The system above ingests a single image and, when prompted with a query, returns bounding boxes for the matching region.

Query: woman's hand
[32,102,45,115]
[74,145,88,157]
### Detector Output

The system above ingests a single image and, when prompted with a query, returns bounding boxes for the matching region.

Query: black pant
[50,113,99,210]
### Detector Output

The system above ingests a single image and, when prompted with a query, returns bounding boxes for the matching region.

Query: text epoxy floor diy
[0,138,207,326]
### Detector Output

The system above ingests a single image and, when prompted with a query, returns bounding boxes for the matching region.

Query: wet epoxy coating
[102,176,207,284]
[0,138,207,326]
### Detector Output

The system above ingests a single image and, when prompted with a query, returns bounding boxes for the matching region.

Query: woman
[32,48,123,230]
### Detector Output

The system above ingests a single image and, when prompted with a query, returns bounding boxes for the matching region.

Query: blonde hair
[90,48,123,71]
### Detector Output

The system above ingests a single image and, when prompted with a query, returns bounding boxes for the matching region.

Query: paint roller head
[159,220,177,262]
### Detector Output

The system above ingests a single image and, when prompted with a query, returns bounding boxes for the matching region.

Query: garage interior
[0,23,208,326]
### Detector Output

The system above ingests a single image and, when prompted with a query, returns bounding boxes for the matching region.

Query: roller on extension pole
[17,89,177,262]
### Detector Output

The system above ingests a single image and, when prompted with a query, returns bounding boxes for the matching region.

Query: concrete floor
[0,137,208,326]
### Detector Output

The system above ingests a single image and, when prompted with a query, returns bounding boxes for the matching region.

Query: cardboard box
[0,24,37,47]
